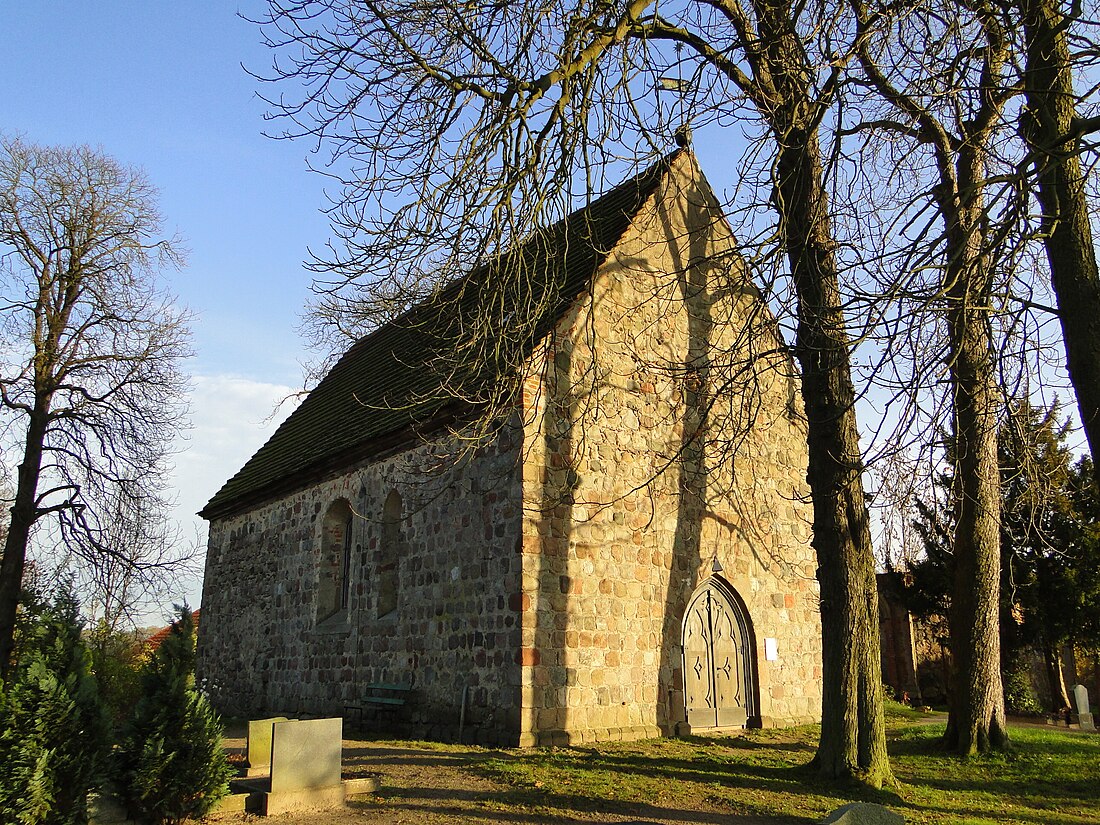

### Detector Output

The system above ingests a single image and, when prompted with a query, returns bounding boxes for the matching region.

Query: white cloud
[168,373,301,611]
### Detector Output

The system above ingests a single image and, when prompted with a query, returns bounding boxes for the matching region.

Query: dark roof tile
[201,152,679,519]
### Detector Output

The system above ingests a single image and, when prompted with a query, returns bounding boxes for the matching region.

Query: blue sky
[3,3,324,383]
[1,3,321,616]
[3,3,1084,620]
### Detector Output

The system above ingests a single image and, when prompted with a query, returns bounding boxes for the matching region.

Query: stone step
[228,774,380,815]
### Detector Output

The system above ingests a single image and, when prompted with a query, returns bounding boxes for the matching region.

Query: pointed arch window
[377,490,402,618]
[318,499,353,623]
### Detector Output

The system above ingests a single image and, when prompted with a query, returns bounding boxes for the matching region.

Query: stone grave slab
[246,716,289,776]
[820,801,905,824]
[1073,683,1089,713]
[269,717,342,792]
[1072,684,1094,731]
[229,717,376,815]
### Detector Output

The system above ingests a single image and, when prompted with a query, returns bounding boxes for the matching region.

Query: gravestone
[246,716,289,775]
[229,717,377,815]
[260,717,345,813]
[269,717,343,793]
[1072,684,1094,731]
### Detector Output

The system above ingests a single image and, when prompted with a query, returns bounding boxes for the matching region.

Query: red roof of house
[145,609,200,651]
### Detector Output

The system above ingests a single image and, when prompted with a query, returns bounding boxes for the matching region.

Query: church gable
[515,152,819,742]
[200,153,679,521]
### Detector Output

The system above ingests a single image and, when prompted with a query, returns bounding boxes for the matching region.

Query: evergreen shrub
[1003,660,1043,715]
[116,606,234,824]
[0,587,107,825]
[87,621,148,725]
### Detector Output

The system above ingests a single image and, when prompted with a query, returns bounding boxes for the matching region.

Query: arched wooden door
[682,578,757,728]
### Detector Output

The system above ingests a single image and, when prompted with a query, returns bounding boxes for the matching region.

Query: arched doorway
[682,577,758,728]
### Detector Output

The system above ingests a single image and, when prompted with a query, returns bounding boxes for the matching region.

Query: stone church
[197,149,822,746]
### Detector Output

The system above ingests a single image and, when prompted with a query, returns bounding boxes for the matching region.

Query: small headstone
[246,716,289,770]
[820,801,905,824]
[1072,684,1095,731]
[269,717,343,793]
[1072,684,1089,715]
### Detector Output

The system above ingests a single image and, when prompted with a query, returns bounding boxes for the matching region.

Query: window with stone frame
[377,490,402,618]
[317,498,353,623]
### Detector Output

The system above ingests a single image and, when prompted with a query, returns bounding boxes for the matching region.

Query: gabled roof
[201,150,684,520]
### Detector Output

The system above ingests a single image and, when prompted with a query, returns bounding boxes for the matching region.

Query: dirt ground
[210,724,783,825]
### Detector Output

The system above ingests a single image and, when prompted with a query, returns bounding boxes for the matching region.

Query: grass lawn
[467,712,1100,824]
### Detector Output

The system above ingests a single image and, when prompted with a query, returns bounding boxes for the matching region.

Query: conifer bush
[0,587,107,825]
[87,621,148,725]
[116,607,234,824]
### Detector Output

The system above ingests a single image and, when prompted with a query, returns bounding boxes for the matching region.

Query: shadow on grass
[336,724,1097,824]
[349,796,807,825]
[341,743,497,768]
[467,732,904,824]
[674,733,817,753]
[884,724,1100,824]
[355,775,817,824]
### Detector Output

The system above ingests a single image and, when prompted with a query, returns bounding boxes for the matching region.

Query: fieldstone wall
[516,153,821,745]
[197,427,524,744]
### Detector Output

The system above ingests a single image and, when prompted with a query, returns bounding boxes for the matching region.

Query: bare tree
[1016,0,1100,485]
[256,0,891,785]
[0,137,192,678]
[65,486,199,633]
[851,0,1017,753]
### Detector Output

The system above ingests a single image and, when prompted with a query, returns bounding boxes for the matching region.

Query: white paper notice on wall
[764,638,779,661]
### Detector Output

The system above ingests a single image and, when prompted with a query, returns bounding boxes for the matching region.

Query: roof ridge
[340,148,686,358]
[201,150,685,519]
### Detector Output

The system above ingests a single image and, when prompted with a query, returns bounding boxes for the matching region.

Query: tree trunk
[744,0,890,786]
[1062,642,1079,689]
[940,192,1009,754]
[1044,641,1071,712]
[1019,0,1100,488]
[774,122,892,787]
[0,406,49,680]
[1093,651,1099,713]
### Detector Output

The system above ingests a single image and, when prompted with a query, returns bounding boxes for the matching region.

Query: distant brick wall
[877,574,922,702]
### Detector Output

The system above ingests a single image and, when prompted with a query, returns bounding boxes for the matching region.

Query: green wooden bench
[346,682,413,725]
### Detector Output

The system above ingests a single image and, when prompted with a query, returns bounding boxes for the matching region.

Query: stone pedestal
[262,784,346,815]
[230,775,379,815]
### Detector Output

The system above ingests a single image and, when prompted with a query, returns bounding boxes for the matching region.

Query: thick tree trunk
[775,125,891,787]
[730,0,889,785]
[1019,0,1100,487]
[0,406,49,680]
[940,194,1009,754]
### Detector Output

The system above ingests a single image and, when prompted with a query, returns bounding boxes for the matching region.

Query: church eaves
[200,150,683,520]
